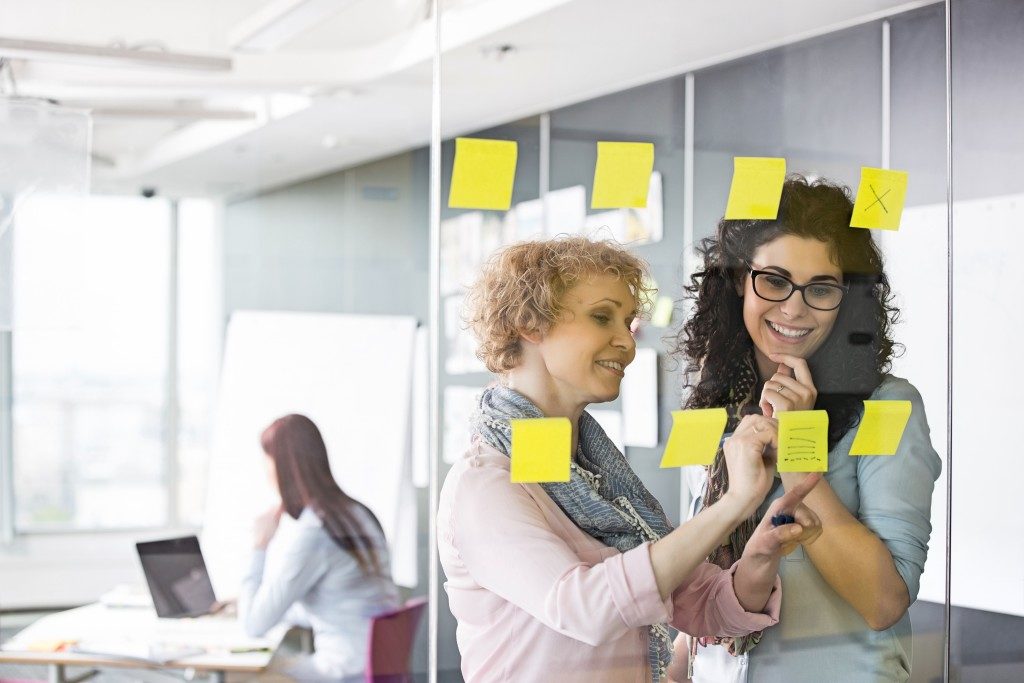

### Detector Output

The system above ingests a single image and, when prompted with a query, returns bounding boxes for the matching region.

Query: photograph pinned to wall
[543,185,587,237]
[588,409,625,454]
[440,211,504,296]
[584,172,663,245]
[443,385,483,464]
[444,294,487,375]
[509,197,545,241]
[620,347,659,448]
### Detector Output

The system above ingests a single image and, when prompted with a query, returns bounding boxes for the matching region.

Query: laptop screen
[136,536,217,618]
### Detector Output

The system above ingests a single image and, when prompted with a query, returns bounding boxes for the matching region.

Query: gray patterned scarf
[471,384,673,682]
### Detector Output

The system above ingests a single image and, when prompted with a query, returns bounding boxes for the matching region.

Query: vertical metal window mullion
[679,71,695,524]
[882,19,891,170]
[539,111,551,199]
[166,199,180,527]
[943,0,954,680]
[0,330,14,544]
[427,2,441,681]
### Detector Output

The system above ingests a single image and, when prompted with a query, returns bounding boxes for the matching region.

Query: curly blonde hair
[465,236,654,374]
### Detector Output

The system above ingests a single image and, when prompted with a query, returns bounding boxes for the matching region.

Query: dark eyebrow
[756,265,841,284]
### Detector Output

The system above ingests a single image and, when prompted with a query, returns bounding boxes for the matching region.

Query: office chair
[365,597,427,683]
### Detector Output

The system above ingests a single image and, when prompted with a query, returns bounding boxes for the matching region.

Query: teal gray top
[688,375,942,682]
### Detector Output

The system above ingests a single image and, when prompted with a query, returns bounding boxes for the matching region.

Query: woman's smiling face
[740,234,844,379]
[533,273,637,406]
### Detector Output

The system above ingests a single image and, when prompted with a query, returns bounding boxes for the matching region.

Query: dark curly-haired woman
[669,176,942,683]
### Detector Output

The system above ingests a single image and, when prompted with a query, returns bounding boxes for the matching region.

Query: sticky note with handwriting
[448,137,518,211]
[510,417,571,483]
[724,157,787,220]
[660,408,728,468]
[591,141,655,209]
[850,167,909,231]
[849,400,912,456]
[778,410,829,472]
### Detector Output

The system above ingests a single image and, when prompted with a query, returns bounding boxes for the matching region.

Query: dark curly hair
[674,174,902,447]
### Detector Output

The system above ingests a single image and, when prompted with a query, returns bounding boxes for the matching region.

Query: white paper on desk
[73,641,204,664]
[588,410,624,454]
[620,348,659,448]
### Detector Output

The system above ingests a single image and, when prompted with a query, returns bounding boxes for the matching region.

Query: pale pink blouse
[437,440,782,682]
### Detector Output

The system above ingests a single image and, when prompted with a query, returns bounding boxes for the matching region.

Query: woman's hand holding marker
[745,473,823,559]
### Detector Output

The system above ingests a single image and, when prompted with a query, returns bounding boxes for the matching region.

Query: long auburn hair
[261,414,385,576]
[674,175,902,447]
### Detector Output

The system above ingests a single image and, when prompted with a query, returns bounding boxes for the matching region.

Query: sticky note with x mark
[850,167,909,231]
[778,410,829,473]
[660,408,728,468]
[510,417,571,483]
[591,141,655,209]
[849,400,912,456]
[725,157,787,220]
[448,137,518,211]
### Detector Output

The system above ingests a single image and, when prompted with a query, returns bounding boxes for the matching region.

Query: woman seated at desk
[239,413,400,681]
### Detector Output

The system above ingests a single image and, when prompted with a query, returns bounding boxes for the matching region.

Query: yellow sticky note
[850,167,909,230]
[660,408,728,468]
[591,142,655,208]
[448,138,518,211]
[510,417,571,483]
[651,296,674,328]
[724,157,787,220]
[850,400,912,456]
[778,410,829,473]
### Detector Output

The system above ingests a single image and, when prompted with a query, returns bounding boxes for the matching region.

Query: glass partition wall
[430,1,964,681]
[948,0,1024,679]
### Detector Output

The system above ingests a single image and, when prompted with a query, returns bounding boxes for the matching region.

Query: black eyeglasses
[745,263,848,311]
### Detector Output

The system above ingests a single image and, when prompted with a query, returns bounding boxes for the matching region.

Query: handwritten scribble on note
[778,410,829,472]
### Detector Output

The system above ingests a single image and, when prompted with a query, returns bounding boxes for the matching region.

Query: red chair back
[365,596,427,683]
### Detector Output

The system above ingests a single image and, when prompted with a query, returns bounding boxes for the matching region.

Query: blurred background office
[1,0,1022,681]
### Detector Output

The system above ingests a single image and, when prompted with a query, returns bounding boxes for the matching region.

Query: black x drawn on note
[865,184,890,213]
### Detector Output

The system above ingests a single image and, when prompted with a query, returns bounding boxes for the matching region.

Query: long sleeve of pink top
[437,443,781,683]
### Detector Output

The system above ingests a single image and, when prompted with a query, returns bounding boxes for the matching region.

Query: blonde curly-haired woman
[437,237,822,682]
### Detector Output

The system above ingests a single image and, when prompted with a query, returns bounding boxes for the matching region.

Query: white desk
[0,603,287,683]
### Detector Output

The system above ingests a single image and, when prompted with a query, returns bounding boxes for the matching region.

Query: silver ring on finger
[777,384,785,393]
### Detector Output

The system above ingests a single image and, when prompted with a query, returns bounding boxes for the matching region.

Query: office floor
[3,602,1023,682]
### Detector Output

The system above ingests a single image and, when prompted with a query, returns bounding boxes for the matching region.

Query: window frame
[0,197,201,540]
